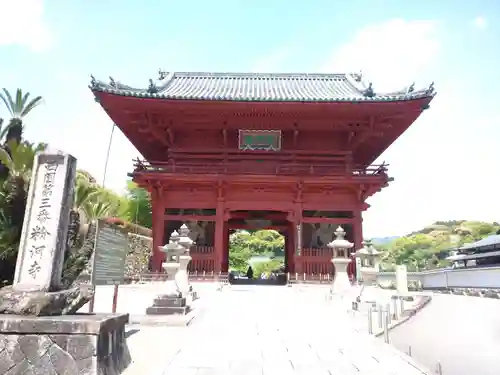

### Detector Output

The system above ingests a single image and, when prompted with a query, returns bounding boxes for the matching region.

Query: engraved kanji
[28,261,41,278]
[43,172,56,185]
[29,225,50,241]
[40,197,51,209]
[45,163,58,173]
[36,208,50,223]
[29,245,45,258]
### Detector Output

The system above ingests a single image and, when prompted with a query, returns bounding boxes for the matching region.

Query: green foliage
[124,181,152,228]
[252,258,283,278]
[380,220,500,271]
[228,230,285,272]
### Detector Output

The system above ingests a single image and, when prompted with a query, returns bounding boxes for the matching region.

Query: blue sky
[0,0,499,238]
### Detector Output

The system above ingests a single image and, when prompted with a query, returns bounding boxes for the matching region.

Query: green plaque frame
[238,130,282,151]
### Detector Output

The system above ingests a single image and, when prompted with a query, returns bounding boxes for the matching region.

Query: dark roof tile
[90,72,435,102]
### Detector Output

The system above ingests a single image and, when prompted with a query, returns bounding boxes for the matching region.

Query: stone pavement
[135,285,432,375]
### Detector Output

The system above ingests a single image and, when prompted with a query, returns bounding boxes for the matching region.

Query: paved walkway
[148,286,430,374]
[388,293,500,375]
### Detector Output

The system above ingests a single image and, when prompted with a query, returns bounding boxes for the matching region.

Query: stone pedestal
[0,313,130,375]
[176,255,192,296]
[145,295,190,315]
[146,261,189,315]
[331,258,352,295]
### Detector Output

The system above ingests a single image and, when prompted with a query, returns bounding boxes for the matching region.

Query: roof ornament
[363,82,375,98]
[352,71,363,82]
[407,82,415,94]
[109,76,117,88]
[147,79,158,94]
[426,82,435,95]
[158,69,168,80]
[89,75,98,89]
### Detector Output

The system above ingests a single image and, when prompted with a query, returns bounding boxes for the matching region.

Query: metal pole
[408,345,412,357]
[378,304,383,328]
[399,296,405,315]
[383,309,390,343]
[368,307,373,334]
[436,361,442,375]
[88,123,116,313]
[392,297,398,320]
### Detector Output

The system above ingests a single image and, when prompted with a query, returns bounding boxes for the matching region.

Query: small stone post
[395,265,409,294]
[13,151,76,292]
[328,226,353,296]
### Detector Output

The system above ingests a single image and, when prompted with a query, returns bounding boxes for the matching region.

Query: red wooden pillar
[214,202,225,274]
[222,221,229,272]
[351,210,363,280]
[151,187,165,272]
[291,206,303,274]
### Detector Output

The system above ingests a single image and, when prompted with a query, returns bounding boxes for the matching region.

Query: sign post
[89,221,128,313]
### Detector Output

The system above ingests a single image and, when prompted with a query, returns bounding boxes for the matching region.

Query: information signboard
[91,221,128,286]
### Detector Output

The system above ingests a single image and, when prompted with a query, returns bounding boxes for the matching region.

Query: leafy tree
[228,230,285,272]
[124,181,152,228]
[380,220,500,271]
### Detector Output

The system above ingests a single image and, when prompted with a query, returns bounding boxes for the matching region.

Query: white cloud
[0,0,53,52]
[472,16,487,30]
[322,19,440,91]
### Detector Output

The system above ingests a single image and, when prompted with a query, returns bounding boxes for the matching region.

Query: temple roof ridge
[89,71,436,103]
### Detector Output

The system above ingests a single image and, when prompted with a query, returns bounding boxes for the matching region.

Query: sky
[0,0,499,238]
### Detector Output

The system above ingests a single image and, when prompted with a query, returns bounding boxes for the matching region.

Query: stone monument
[0,151,131,375]
[146,226,194,315]
[327,226,353,297]
[395,264,409,294]
[355,239,383,303]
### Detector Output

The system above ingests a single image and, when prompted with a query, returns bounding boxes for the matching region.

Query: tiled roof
[89,72,435,102]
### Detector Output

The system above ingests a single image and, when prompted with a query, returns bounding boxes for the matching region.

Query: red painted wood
[95,92,430,276]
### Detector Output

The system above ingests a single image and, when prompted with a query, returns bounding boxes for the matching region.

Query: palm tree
[0,88,42,144]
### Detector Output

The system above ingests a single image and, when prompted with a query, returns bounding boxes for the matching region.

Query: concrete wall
[376,266,500,289]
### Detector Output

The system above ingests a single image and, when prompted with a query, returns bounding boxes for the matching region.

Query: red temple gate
[90,71,435,279]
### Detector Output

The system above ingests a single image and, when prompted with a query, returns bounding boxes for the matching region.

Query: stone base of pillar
[146,295,190,315]
[331,258,352,296]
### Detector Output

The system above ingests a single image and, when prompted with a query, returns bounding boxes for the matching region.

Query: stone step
[145,306,190,315]
[153,297,187,308]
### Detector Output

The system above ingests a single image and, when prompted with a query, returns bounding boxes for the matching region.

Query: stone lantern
[145,228,194,315]
[327,226,353,296]
[355,239,383,287]
[175,224,194,296]
[158,230,184,297]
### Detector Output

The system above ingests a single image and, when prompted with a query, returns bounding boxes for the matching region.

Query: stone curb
[374,295,432,337]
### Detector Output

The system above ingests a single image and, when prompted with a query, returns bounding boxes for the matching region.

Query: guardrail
[376,266,500,290]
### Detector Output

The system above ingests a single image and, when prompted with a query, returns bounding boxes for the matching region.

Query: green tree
[0,88,42,144]
[124,181,152,228]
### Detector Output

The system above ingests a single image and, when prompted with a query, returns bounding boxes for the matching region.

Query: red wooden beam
[228,224,288,230]
[301,217,355,224]
[164,214,216,222]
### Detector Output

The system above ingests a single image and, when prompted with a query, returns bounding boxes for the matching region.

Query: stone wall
[125,233,152,278]
[0,314,130,375]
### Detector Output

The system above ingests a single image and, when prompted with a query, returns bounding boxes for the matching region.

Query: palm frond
[0,89,15,117]
[20,95,43,117]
